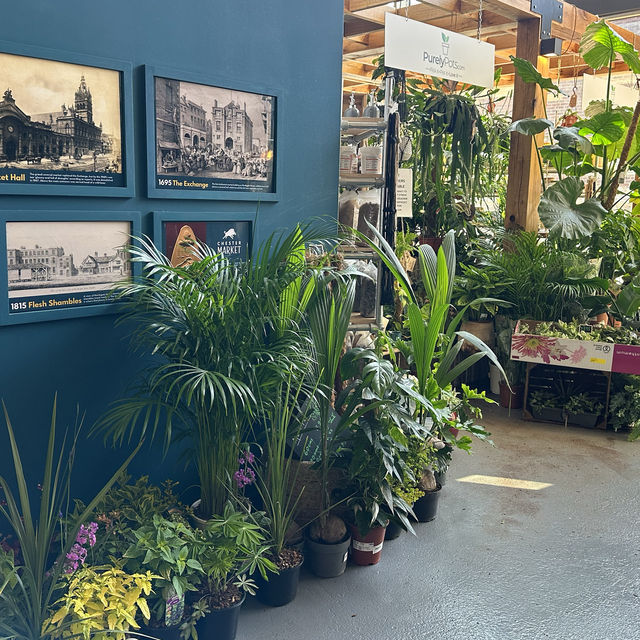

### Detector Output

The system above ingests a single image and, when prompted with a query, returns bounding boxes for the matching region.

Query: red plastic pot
[418,237,443,251]
[499,381,523,409]
[349,524,386,566]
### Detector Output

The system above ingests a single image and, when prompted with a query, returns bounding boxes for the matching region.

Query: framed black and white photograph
[153,212,252,266]
[0,211,140,325]
[146,66,279,200]
[0,42,134,197]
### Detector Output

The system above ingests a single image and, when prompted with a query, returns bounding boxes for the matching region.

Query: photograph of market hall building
[0,75,103,163]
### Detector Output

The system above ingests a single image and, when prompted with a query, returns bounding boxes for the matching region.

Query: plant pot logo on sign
[441,33,450,56]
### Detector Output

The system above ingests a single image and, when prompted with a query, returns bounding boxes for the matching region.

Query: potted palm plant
[304,274,358,577]
[94,226,320,521]
[247,369,318,606]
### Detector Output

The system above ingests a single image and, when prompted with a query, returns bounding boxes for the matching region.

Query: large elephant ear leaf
[577,111,626,146]
[538,176,606,240]
[553,126,594,155]
[580,20,640,73]
[509,117,553,136]
[510,56,563,95]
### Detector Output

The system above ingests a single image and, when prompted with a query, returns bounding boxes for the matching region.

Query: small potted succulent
[564,393,604,429]
[527,389,565,423]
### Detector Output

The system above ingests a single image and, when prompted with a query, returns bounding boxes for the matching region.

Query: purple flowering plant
[64,522,98,574]
[0,396,141,640]
[233,450,256,490]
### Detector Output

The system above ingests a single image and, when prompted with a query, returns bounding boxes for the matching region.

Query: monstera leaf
[577,111,626,146]
[509,117,553,136]
[617,274,640,317]
[510,56,562,95]
[579,20,640,73]
[553,126,594,155]
[538,177,606,240]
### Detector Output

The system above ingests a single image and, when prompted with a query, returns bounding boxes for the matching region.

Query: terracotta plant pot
[418,236,443,251]
[349,524,386,565]
[499,381,523,409]
[460,319,495,349]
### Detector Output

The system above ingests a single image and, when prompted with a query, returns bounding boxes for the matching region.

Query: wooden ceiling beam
[345,0,393,11]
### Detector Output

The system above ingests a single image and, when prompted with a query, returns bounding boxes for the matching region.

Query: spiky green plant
[0,397,140,640]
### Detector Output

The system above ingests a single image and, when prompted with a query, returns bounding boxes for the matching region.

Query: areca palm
[94,226,327,518]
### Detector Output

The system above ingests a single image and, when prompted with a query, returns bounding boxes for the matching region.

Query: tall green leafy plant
[250,369,318,558]
[94,226,324,519]
[307,275,356,527]
[0,397,140,640]
[355,225,507,402]
[404,78,497,236]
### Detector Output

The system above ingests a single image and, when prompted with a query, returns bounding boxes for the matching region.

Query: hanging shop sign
[396,168,413,218]
[385,13,495,89]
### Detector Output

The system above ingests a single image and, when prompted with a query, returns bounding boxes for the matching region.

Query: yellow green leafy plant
[43,565,156,640]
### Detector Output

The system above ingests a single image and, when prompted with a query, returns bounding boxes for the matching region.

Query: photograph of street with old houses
[6,220,131,314]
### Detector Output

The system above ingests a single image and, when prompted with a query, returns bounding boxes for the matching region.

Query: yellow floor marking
[456,474,552,490]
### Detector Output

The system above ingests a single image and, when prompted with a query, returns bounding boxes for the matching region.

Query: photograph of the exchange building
[155,76,275,185]
[0,52,123,174]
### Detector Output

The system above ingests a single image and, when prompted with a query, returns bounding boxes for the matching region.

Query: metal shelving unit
[339,75,396,331]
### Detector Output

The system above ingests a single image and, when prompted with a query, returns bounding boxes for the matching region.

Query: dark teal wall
[0,0,343,498]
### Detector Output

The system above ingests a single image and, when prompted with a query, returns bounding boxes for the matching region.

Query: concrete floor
[239,405,640,640]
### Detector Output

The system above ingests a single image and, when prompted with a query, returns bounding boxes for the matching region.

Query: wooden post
[505,18,547,232]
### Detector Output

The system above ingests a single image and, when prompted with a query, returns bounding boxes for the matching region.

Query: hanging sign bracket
[530,0,563,40]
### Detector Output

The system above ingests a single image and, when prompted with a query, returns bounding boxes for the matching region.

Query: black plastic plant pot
[196,593,245,640]
[435,468,448,487]
[567,412,600,428]
[384,519,404,540]
[412,485,442,523]
[532,407,564,423]
[139,625,182,640]
[255,561,303,607]
[305,535,351,578]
